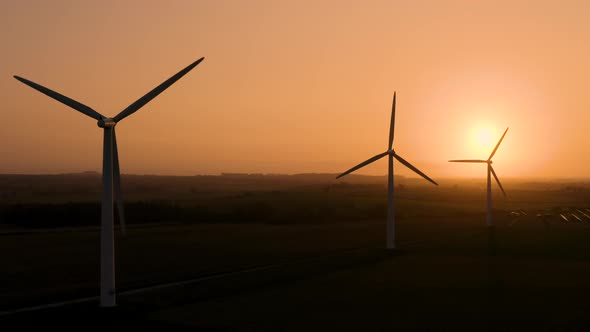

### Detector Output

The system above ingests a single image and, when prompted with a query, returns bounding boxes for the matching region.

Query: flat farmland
[1,174,589,330]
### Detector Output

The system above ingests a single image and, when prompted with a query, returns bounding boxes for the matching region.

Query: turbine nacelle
[387,149,395,155]
[97,118,116,128]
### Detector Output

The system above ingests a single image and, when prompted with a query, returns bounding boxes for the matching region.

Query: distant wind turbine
[336,92,438,249]
[449,127,509,227]
[14,57,205,307]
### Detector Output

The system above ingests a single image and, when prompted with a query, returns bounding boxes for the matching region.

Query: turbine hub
[387,149,395,155]
[97,118,116,128]
[487,160,493,164]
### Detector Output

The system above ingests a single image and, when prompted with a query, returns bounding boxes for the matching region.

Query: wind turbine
[14,57,205,307]
[336,92,438,249]
[449,127,509,227]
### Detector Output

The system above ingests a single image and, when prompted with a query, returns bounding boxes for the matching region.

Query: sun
[469,125,496,156]
[476,128,493,147]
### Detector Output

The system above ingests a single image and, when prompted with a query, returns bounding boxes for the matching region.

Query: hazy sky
[1,0,589,178]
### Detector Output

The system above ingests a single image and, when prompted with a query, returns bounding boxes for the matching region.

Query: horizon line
[0,172,589,181]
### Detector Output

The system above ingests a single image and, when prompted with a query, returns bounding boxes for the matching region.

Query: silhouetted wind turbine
[449,127,509,227]
[14,57,204,307]
[336,92,438,249]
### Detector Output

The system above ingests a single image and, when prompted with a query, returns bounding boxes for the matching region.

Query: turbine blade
[13,76,104,121]
[388,92,396,150]
[393,154,438,186]
[112,129,126,236]
[114,57,205,123]
[448,159,487,163]
[488,127,509,160]
[336,152,388,179]
[490,165,506,197]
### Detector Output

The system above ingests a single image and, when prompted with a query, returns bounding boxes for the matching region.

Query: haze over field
[1,0,589,178]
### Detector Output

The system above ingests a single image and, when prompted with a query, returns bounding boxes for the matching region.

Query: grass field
[1,174,590,330]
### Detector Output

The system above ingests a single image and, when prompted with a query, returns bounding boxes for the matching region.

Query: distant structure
[449,127,509,227]
[336,92,438,249]
[14,57,205,307]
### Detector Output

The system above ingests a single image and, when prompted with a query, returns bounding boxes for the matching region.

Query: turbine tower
[14,57,205,307]
[336,92,438,249]
[449,127,509,227]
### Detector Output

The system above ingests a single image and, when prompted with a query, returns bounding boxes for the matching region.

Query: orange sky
[1,0,589,178]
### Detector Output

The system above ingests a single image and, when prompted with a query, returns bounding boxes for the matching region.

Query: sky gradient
[1,0,589,178]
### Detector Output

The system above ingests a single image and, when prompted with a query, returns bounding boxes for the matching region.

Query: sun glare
[469,125,496,156]
[476,128,492,147]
